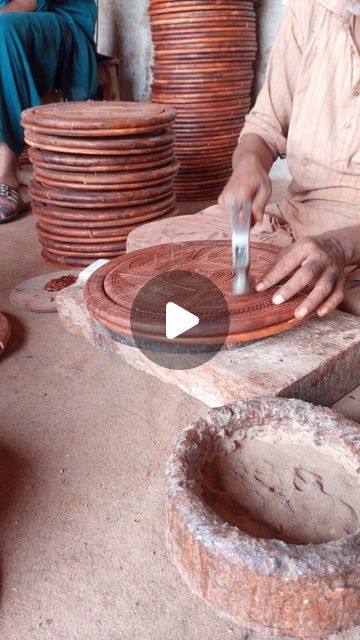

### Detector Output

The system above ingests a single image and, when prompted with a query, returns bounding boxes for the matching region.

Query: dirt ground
[1,208,360,640]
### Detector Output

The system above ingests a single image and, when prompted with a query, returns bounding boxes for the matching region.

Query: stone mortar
[166,397,360,638]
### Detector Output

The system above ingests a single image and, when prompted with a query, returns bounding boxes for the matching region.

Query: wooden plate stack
[150,0,257,201]
[21,101,179,266]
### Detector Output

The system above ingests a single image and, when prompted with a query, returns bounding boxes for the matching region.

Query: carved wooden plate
[31,196,178,225]
[25,130,174,154]
[29,180,174,208]
[28,147,176,172]
[38,232,127,254]
[41,248,109,267]
[0,312,10,356]
[84,241,308,345]
[33,160,179,190]
[36,219,145,239]
[21,102,176,136]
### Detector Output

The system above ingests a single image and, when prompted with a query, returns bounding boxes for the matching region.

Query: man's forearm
[325,226,360,266]
[233,134,275,174]
[0,0,37,12]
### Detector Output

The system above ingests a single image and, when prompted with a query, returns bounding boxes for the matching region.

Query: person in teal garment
[0,0,97,222]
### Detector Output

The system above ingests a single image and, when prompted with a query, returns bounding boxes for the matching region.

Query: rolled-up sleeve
[240,0,304,159]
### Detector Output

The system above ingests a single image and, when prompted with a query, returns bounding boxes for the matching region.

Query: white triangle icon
[165,302,199,340]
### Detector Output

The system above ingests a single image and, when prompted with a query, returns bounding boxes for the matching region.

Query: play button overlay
[130,269,230,370]
[166,302,199,340]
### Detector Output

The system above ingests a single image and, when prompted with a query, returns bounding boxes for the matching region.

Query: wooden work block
[56,279,360,408]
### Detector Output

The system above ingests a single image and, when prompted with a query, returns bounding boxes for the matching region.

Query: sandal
[0,184,26,223]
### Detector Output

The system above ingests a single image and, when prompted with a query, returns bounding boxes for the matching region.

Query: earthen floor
[1,201,359,640]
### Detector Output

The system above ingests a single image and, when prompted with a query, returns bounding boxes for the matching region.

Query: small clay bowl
[166,397,360,638]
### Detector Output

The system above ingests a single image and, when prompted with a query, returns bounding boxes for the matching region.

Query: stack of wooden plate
[21,101,179,266]
[150,0,257,201]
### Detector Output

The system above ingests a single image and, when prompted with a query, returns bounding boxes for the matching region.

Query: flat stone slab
[57,279,360,408]
[10,270,80,313]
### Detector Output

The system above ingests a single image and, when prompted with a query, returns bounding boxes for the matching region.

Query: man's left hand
[255,235,346,318]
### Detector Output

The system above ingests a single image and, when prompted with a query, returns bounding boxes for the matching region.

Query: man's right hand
[218,152,272,225]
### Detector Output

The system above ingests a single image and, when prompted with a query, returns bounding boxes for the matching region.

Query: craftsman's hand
[219,153,272,224]
[256,235,346,318]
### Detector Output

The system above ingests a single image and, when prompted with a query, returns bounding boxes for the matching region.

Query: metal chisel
[231,197,251,295]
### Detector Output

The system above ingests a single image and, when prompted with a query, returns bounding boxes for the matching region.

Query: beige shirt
[240,0,360,239]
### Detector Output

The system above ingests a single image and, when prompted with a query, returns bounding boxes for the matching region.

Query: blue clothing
[0,0,97,154]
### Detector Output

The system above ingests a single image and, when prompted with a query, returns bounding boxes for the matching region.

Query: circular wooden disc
[151,26,256,37]
[151,33,256,42]
[150,11,255,19]
[34,206,178,232]
[152,77,253,87]
[21,101,176,136]
[175,118,244,128]
[171,104,250,116]
[175,150,235,160]
[0,312,11,355]
[151,87,251,99]
[29,179,174,208]
[152,40,256,50]
[37,221,130,242]
[150,7,255,17]
[38,231,127,254]
[41,248,115,267]
[176,170,231,180]
[33,160,179,190]
[31,196,178,225]
[154,46,257,55]
[28,147,176,172]
[175,139,238,151]
[152,65,253,76]
[152,74,254,84]
[175,134,241,145]
[25,130,175,155]
[151,95,250,108]
[40,243,126,259]
[9,271,80,313]
[84,241,309,344]
[152,59,253,68]
[153,53,256,62]
[36,219,147,239]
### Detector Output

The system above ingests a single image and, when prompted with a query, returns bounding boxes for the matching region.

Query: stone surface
[9,270,80,313]
[166,397,360,638]
[57,279,360,408]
